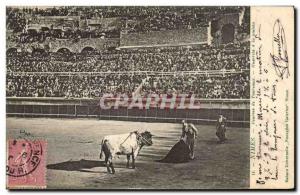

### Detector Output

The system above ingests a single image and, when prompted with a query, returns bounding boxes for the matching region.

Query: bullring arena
[7,117,249,189]
[7,6,250,189]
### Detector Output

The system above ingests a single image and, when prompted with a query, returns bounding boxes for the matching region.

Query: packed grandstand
[6,6,250,99]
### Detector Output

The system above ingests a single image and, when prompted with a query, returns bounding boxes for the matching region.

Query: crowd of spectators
[7,72,249,99]
[6,74,144,98]
[7,6,248,38]
[13,28,119,44]
[6,6,250,99]
[7,42,250,99]
[142,73,249,99]
[77,7,238,19]
[7,42,249,72]
[7,6,244,20]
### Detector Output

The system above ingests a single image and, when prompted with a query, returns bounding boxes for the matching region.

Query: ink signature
[270,19,289,79]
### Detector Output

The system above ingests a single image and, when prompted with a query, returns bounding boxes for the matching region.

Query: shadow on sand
[47,159,105,171]
[200,138,233,145]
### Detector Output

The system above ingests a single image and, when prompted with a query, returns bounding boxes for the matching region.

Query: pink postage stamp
[6,139,47,189]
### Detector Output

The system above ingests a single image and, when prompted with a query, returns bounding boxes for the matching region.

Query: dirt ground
[7,117,249,189]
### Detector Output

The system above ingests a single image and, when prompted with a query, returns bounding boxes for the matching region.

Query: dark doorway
[221,24,235,44]
[81,47,96,54]
[57,48,72,54]
[7,48,17,56]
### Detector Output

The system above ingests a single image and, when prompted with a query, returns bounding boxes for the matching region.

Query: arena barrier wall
[6,97,249,127]
[120,28,208,48]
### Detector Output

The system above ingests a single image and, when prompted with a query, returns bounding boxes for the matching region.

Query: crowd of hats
[7,43,249,99]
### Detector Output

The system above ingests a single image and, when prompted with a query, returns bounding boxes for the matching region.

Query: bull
[99,131,153,174]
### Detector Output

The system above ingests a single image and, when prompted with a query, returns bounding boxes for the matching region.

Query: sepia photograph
[5,5,294,190]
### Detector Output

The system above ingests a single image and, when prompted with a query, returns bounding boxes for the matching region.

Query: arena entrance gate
[221,24,235,43]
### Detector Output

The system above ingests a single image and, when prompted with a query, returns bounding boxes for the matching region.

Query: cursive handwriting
[270,19,289,79]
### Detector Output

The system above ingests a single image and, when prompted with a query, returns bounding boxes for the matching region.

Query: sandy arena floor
[7,117,249,189]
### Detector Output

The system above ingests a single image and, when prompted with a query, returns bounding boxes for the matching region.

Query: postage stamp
[6,139,47,189]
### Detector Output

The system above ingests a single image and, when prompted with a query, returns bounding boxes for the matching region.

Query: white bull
[99,131,153,174]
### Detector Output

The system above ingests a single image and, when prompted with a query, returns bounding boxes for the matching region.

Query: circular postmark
[7,139,43,177]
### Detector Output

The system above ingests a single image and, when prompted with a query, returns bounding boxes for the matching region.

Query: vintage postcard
[6,6,294,190]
